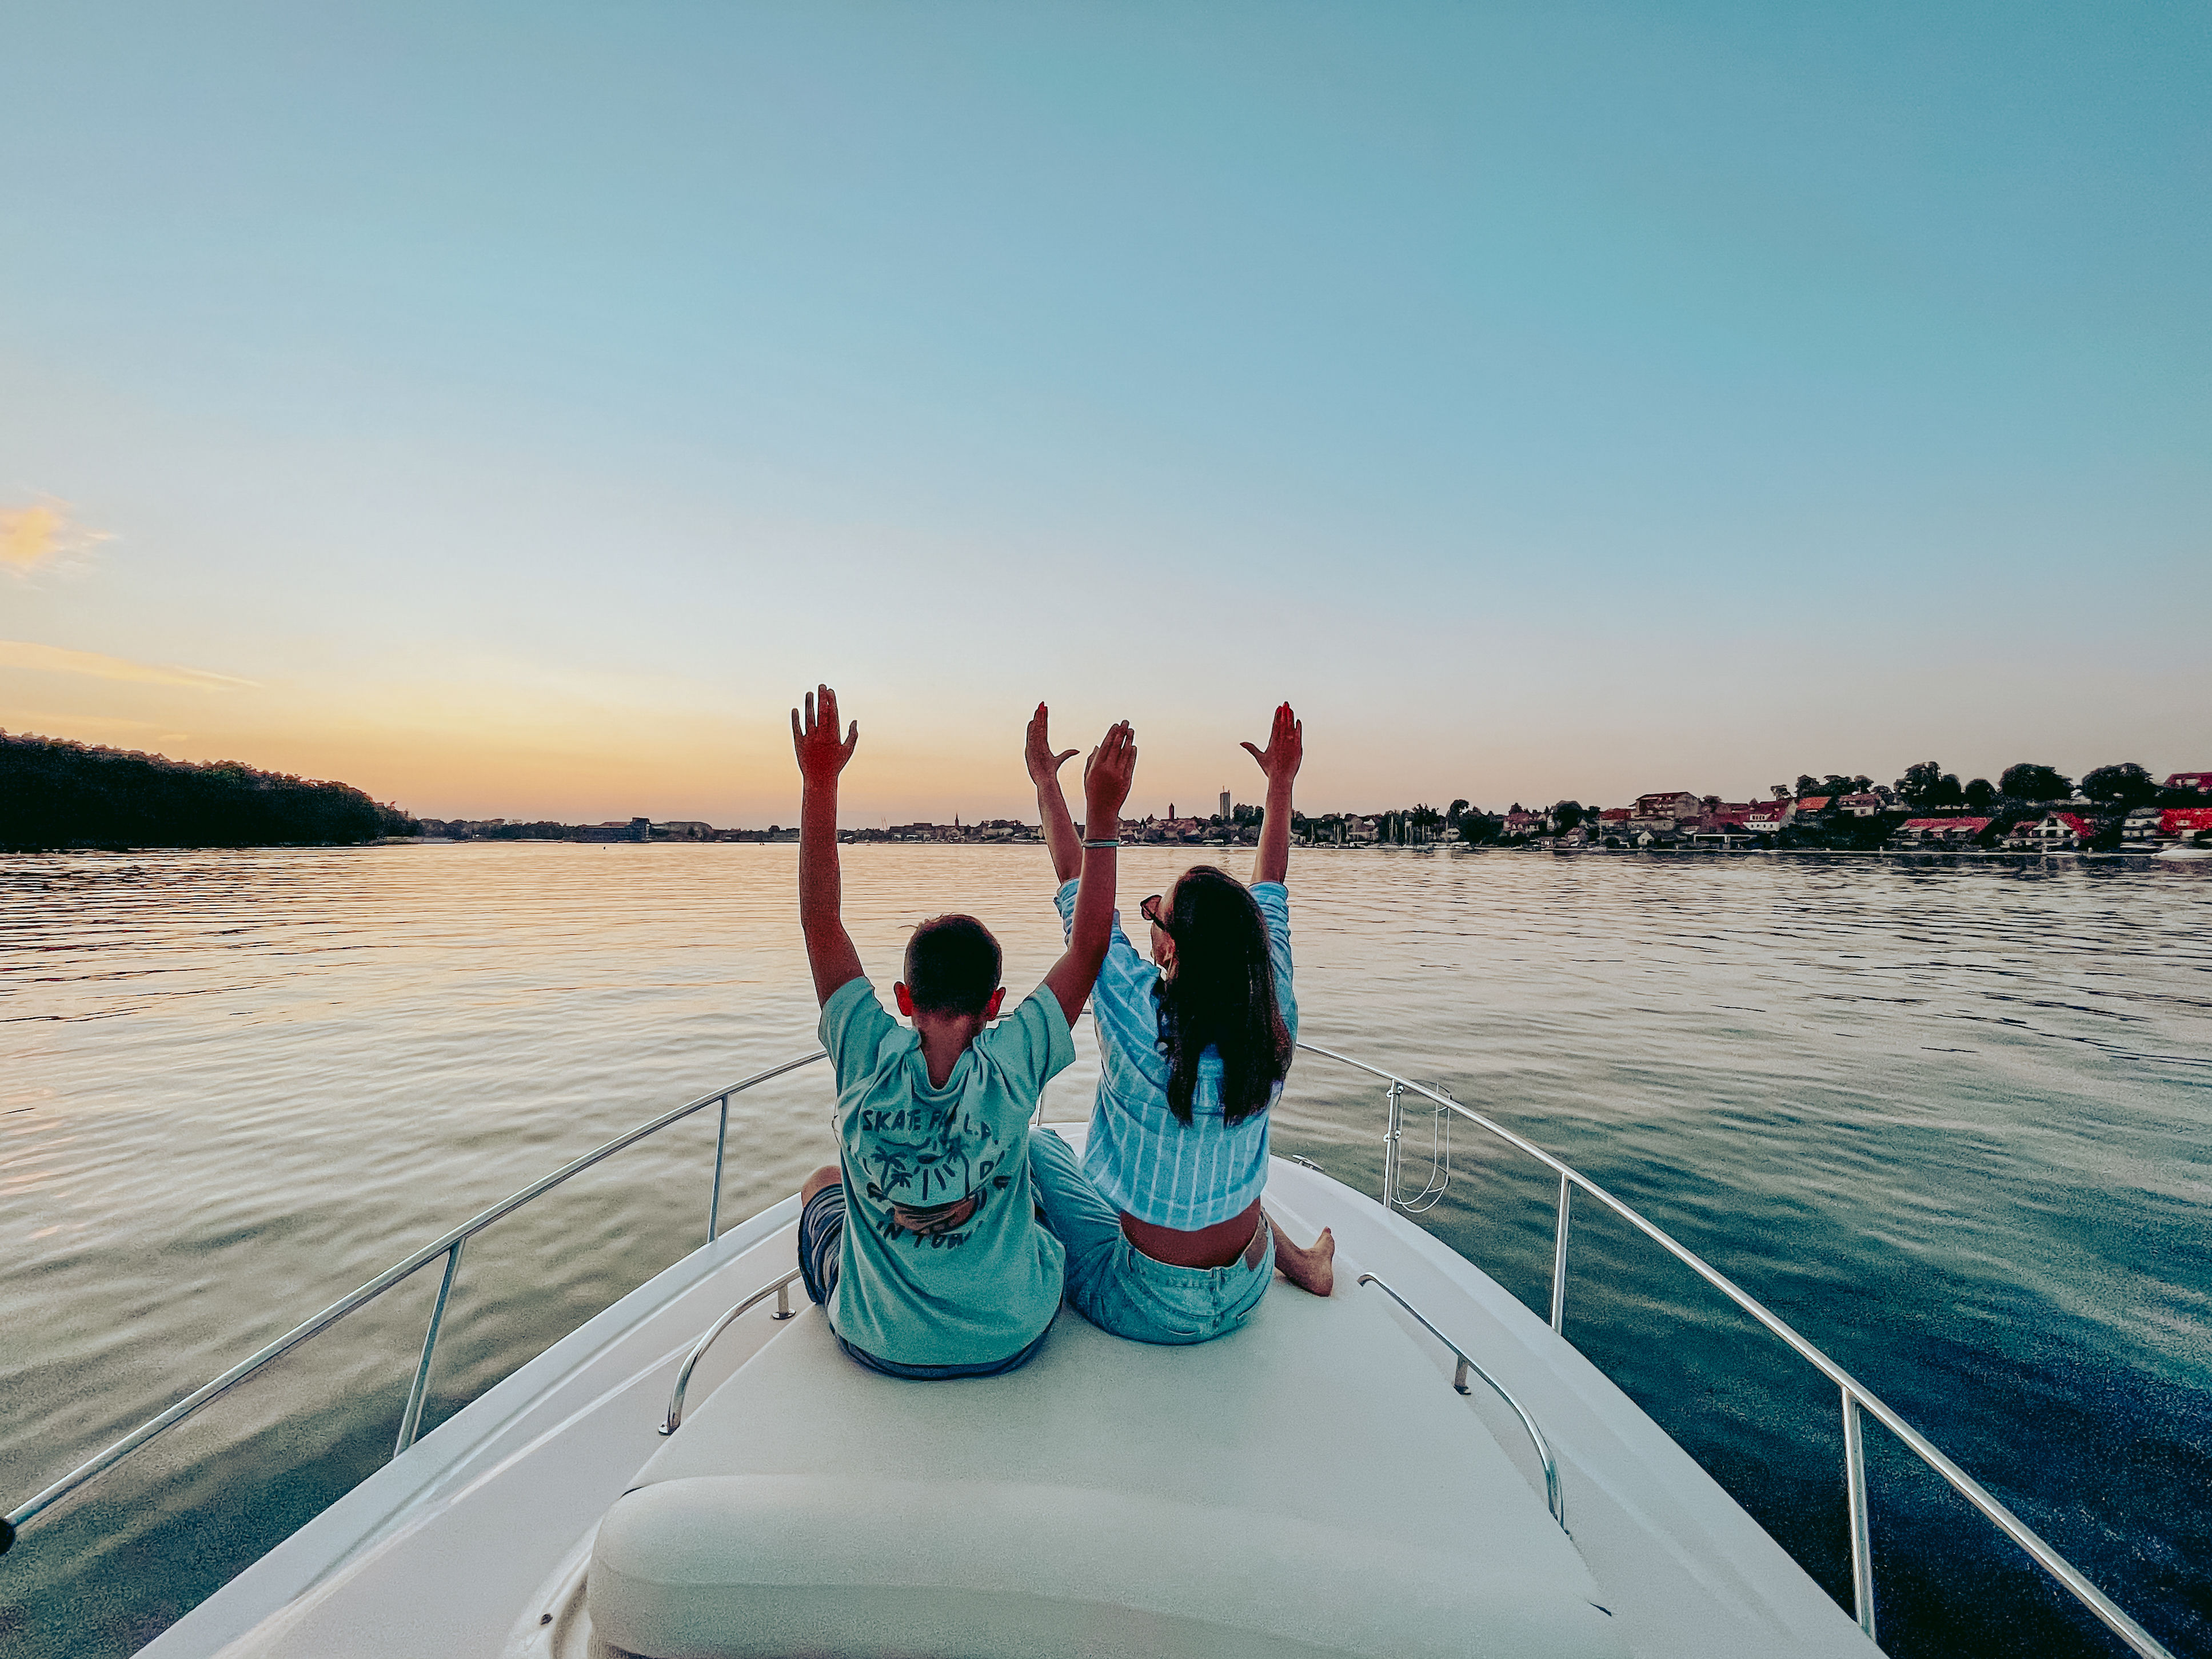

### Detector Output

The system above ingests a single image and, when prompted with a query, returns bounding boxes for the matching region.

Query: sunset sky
[4,4,2206,826]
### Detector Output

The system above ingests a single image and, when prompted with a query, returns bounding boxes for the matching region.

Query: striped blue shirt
[1052,878,1297,1229]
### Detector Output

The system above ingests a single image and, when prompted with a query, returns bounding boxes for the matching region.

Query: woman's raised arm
[1241,701,1302,888]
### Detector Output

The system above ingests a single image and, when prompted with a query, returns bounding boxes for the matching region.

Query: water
[2,845,2206,1657]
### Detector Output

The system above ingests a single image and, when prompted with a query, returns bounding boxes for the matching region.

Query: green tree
[1552,799,1586,830]
[1897,761,1942,802]
[1898,763,1966,810]
[1,732,406,850]
[1999,763,2072,802]
[2081,762,2158,808]
[1963,778,1995,812]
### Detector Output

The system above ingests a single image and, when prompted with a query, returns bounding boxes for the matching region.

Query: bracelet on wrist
[1081,838,1120,849]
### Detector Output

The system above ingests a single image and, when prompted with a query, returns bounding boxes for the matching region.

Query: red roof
[1598,808,1631,821]
[1798,796,1831,810]
[1903,817,1991,833]
[2162,807,2212,833]
[2163,772,2210,791]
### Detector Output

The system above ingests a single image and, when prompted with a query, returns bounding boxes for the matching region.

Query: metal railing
[1296,1039,2176,1659]
[1356,1272,1563,1531]
[0,1050,829,1552]
[659,1270,801,1436]
[0,1033,2182,1659]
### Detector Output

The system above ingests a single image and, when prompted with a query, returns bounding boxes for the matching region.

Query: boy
[790,684,1135,1378]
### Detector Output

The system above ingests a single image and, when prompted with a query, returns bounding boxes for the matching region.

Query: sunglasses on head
[1139,894,1170,928]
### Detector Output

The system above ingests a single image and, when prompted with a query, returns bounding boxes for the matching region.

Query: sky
[3,2,2206,826]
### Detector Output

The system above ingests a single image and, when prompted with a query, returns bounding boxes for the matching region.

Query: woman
[1024,699,1333,1346]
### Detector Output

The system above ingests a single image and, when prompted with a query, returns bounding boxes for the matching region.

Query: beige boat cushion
[587,1269,1627,1659]
[589,1471,1622,1659]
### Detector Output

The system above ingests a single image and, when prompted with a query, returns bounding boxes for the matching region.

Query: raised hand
[792,684,859,786]
[1240,701,1303,784]
[1083,721,1137,821]
[1025,702,1079,786]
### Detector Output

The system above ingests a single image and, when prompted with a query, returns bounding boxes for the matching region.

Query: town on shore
[9,729,2206,856]
[418,762,2212,856]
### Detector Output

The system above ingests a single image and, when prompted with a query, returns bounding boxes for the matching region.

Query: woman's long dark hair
[1154,865,1292,1126]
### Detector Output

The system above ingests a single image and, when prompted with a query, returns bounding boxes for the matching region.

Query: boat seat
[591,1471,1611,1658]
[586,1250,1625,1659]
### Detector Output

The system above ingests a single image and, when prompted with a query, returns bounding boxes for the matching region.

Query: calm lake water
[2,844,2207,1657]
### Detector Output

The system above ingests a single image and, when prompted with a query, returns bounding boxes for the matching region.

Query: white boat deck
[147,1135,1875,1659]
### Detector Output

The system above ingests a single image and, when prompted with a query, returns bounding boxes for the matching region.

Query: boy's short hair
[903,914,1003,1016]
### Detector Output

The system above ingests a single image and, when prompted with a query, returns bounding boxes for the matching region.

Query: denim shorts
[1027,1127,1272,1345]
[796,1181,1053,1381]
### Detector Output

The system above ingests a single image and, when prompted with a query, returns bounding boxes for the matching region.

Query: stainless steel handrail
[1,1049,829,1547]
[1356,1273,1564,1530]
[1295,1039,2176,1659]
[658,1269,804,1435]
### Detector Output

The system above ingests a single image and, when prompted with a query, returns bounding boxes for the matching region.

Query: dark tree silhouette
[2,731,416,850]
[1999,763,2073,802]
[1895,762,1963,810]
[2081,762,2158,807]
[1457,812,1502,845]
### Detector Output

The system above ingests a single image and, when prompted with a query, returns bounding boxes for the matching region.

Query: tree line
[1869,760,2189,815]
[2,731,419,852]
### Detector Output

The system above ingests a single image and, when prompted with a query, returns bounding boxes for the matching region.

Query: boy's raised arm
[793,684,866,1007]
[1025,702,1083,887]
[1041,721,1136,1029]
[1242,701,1303,888]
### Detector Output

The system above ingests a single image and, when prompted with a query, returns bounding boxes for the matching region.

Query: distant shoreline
[5,839,2186,864]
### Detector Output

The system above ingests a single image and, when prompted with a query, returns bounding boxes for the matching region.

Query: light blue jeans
[1027,1128,1272,1345]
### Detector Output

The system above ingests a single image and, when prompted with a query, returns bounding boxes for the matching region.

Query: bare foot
[1273,1222,1335,1297]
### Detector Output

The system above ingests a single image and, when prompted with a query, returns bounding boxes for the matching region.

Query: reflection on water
[2,845,2206,1657]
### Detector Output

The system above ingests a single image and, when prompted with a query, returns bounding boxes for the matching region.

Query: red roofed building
[1895,816,1992,846]
[2162,807,2212,838]
[2165,771,2212,794]
[1743,801,1792,832]
[1632,791,1700,821]
[1838,792,1886,818]
[2008,811,2096,850]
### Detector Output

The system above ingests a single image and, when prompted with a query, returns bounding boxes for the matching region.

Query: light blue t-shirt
[819,977,1073,1366]
[1053,878,1297,1229]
